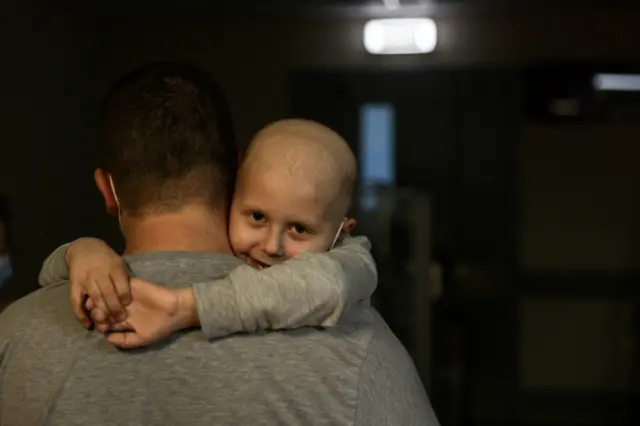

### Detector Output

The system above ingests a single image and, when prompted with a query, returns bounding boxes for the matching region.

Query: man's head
[94,63,237,220]
[229,119,357,268]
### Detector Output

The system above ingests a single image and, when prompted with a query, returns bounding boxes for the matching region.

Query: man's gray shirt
[0,251,438,425]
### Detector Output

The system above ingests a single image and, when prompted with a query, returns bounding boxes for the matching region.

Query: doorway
[290,69,522,426]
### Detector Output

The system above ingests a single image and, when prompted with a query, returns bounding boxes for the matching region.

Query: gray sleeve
[355,328,440,426]
[38,243,72,288]
[192,236,378,340]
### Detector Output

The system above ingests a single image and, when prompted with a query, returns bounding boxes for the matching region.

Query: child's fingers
[109,321,133,332]
[85,280,111,318]
[90,307,111,333]
[107,332,145,349]
[90,306,108,324]
[86,276,126,323]
[100,280,127,322]
[110,265,131,307]
[85,297,95,311]
[70,287,91,329]
[95,322,110,333]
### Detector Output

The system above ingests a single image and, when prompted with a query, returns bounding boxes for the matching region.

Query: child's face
[228,167,346,269]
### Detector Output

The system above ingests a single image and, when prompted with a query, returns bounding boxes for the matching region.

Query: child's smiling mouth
[245,256,269,270]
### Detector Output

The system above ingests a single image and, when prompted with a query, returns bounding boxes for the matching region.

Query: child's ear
[337,218,357,242]
[343,218,356,233]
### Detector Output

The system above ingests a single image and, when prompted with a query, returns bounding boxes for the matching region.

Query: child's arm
[193,236,377,340]
[39,243,73,287]
[43,236,377,341]
[38,238,130,328]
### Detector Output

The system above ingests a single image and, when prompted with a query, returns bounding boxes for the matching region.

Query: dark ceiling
[89,0,439,17]
[67,0,640,19]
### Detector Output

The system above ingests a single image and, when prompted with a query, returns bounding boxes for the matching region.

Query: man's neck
[121,205,232,255]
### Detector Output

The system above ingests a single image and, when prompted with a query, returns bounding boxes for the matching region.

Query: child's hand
[85,278,193,348]
[66,238,130,328]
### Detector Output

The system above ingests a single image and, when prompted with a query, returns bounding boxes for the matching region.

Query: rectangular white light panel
[593,73,640,92]
[364,18,437,55]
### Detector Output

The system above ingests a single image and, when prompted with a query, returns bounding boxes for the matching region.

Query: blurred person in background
[0,194,14,311]
[0,195,13,287]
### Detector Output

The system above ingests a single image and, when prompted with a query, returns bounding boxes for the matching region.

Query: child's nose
[262,231,284,258]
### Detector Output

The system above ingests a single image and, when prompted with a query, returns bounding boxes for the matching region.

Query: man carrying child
[0,62,439,425]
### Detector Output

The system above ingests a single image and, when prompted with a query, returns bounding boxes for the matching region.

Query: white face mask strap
[329,218,346,250]
[108,175,122,228]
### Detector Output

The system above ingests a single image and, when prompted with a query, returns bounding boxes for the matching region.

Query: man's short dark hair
[99,62,237,215]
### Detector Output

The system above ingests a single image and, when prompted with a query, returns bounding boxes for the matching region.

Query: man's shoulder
[348,305,417,370]
[226,304,406,378]
[4,282,68,309]
[349,306,436,425]
[0,283,71,337]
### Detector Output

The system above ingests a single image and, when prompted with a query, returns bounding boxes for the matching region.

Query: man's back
[0,252,437,425]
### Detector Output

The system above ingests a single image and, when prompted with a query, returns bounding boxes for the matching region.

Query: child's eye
[290,224,309,235]
[250,212,266,223]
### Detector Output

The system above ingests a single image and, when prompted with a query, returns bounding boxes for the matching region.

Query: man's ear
[94,168,118,217]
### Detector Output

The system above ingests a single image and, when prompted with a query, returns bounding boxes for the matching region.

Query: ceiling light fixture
[364,18,437,55]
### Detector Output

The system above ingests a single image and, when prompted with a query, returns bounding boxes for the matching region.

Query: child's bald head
[229,119,358,267]
[239,119,357,219]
